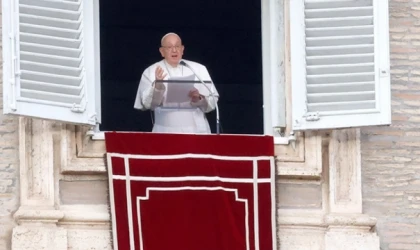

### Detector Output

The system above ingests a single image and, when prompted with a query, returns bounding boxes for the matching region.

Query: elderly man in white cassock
[134,32,219,134]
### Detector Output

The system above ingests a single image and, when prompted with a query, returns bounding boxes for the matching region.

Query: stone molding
[12,117,380,250]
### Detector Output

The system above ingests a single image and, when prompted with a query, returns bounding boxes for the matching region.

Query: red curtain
[106,132,276,250]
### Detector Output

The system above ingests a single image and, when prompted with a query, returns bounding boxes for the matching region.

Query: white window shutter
[2,0,100,125]
[290,0,391,131]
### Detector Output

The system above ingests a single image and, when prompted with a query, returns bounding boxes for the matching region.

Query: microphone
[180,60,221,134]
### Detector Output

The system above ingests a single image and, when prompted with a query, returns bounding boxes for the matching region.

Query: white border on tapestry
[136,187,250,250]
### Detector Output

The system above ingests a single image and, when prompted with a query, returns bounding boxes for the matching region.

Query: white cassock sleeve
[190,64,219,113]
[133,65,166,110]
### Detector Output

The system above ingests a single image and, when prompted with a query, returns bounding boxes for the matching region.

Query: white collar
[163,60,183,77]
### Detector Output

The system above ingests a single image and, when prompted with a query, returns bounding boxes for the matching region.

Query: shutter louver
[305,0,375,113]
[19,0,85,109]
[291,0,391,130]
[2,0,99,125]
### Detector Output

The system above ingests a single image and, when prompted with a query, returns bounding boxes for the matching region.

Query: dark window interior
[99,0,263,134]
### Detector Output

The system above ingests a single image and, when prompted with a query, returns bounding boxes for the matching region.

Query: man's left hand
[189,88,201,103]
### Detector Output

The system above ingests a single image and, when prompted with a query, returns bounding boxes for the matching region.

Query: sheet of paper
[164,74,196,104]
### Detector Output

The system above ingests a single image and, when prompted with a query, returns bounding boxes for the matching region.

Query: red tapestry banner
[105,132,276,250]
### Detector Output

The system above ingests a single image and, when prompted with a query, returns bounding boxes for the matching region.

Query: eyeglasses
[162,45,183,51]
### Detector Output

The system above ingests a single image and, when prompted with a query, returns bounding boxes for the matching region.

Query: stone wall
[361,1,420,250]
[0,1,20,249]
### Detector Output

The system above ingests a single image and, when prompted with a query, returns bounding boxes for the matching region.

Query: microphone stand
[180,61,220,134]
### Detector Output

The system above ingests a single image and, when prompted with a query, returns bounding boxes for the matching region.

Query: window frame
[90,0,291,144]
[1,0,295,145]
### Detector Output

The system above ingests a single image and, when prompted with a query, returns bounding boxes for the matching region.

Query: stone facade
[361,0,420,249]
[0,0,420,250]
[0,1,20,248]
[0,81,19,249]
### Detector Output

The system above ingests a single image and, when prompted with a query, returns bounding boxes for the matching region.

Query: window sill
[90,131,105,140]
[90,131,295,145]
[274,134,296,145]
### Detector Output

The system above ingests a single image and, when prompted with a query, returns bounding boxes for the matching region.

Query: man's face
[159,35,184,66]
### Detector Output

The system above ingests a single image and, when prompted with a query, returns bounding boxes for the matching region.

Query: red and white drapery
[105,132,276,250]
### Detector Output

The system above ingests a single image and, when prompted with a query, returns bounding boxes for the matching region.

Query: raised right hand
[154,66,167,90]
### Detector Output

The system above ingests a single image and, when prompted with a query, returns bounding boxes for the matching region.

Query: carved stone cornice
[14,208,64,224]
[60,125,106,174]
[276,131,323,177]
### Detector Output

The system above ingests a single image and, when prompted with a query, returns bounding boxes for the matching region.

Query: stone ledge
[325,214,377,228]
[14,208,64,224]
[59,205,110,225]
[279,212,326,227]
[279,211,377,229]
